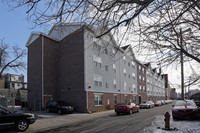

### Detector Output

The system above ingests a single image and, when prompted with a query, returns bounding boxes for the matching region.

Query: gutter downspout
[84,31,88,112]
[42,35,44,110]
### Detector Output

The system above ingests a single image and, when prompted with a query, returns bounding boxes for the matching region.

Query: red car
[172,100,199,120]
[154,101,162,106]
[115,103,139,115]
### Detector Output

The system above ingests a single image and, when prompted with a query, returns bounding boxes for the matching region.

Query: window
[143,86,146,92]
[132,61,135,68]
[140,85,142,92]
[112,49,116,54]
[95,94,103,106]
[132,84,136,91]
[123,56,126,60]
[106,82,109,88]
[93,42,101,51]
[113,79,116,89]
[125,95,127,103]
[123,56,126,63]
[139,65,141,72]
[12,83,15,88]
[139,76,142,82]
[143,77,145,83]
[94,74,102,87]
[128,62,130,67]
[133,96,136,103]
[93,55,102,68]
[105,49,108,54]
[113,64,116,73]
[124,82,127,90]
[18,77,22,81]
[105,65,108,71]
[124,69,126,77]
[132,73,136,79]
[129,87,131,91]
[142,68,145,74]
[114,95,117,105]
[107,99,110,105]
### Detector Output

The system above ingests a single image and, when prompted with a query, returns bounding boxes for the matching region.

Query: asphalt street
[36,103,173,133]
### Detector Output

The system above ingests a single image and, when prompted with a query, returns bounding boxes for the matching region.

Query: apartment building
[145,63,165,101]
[4,74,27,90]
[26,23,138,112]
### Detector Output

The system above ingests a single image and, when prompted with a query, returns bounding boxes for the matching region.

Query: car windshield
[175,100,196,107]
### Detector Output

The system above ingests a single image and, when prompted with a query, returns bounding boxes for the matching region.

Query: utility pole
[180,28,184,100]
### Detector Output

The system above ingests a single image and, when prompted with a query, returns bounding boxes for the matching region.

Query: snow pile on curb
[144,115,200,133]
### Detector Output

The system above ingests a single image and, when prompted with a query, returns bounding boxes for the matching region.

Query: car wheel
[137,108,139,112]
[116,112,120,115]
[16,120,29,132]
[148,105,150,109]
[46,108,50,113]
[129,109,133,115]
[58,109,62,115]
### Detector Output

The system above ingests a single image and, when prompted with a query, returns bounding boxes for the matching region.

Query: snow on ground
[144,114,200,133]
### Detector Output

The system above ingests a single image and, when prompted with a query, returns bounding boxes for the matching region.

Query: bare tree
[4,0,200,86]
[0,39,26,78]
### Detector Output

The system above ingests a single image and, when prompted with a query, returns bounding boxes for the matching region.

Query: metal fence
[0,97,15,111]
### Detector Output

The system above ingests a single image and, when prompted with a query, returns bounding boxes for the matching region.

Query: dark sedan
[172,100,199,120]
[46,100,74,114]
[115,103,139,115]
[0,105,37,132]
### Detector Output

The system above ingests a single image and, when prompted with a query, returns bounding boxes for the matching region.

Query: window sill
[95,105,103,107]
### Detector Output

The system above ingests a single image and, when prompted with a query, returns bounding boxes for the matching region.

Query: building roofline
[26,32,59,47]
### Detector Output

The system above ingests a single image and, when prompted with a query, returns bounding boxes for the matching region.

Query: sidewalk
[25,110,115,133]
[144,114,200,133]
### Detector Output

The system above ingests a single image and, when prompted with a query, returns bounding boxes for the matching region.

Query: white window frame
[95,94,103,106]
[94,74,102,87]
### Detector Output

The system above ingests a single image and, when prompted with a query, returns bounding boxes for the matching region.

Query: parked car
[154,101,162,106]
[46,100,74,114]
[172,100,199,120]
[160,100,166,105]
[140,101,155,109]
[0,105,37,132]
[194,101,200,107]
[115,103,139,115]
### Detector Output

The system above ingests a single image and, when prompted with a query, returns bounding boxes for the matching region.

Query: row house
[26,23,165,112]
